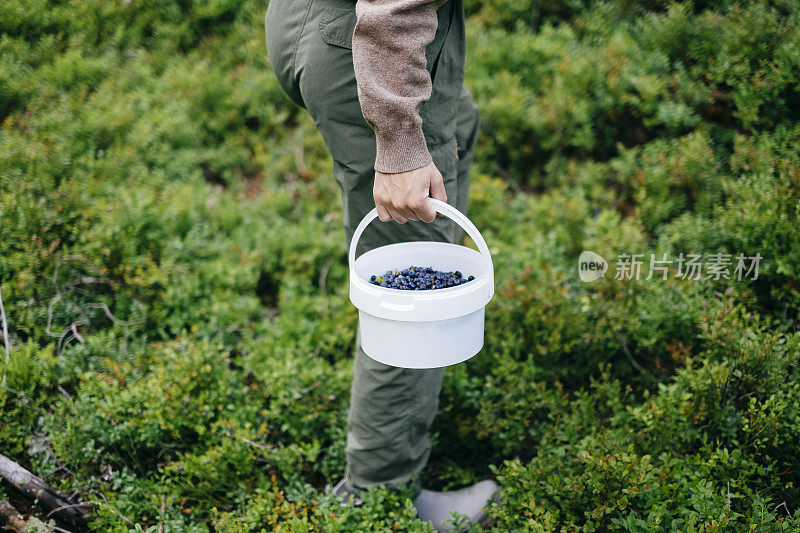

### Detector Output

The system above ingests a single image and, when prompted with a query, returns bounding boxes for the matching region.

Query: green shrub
[2,0,799,530]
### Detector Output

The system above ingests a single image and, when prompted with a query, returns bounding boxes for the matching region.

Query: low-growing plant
[2,0,800,530]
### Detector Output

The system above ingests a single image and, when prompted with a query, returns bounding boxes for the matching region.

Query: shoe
[328,478,501,532]
[413,480,500,532]
[329,478,364,507]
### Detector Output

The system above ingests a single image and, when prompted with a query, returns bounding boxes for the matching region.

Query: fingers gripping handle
[348,199,494,287]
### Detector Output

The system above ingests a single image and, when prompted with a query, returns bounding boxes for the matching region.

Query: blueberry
[686,490,692,498]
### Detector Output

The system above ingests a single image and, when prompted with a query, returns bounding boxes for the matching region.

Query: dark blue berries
[368,266,474,290]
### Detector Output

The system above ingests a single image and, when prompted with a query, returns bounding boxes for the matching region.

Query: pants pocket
[319,6,357,49]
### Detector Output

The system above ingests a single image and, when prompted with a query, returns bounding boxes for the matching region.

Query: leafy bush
[2,0,800,531]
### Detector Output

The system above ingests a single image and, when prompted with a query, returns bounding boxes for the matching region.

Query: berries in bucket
[349,199,494,369]
[369,266,476,290]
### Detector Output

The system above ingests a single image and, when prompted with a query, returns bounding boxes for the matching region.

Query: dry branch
[0,454,88,527]
[0,283,10,363]
[0,500,27,531]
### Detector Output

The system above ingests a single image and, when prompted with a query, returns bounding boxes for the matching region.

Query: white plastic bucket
[349,198,494,369]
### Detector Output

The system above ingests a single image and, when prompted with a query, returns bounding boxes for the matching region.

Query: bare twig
[773,501,792,517]
[45,501,93,518]
[294,144,310,179]
[82,302,144,327]
[69,323,85,344]
[0,283,10,363]
[612,328,647,376]
[158,494,166,533]
[45,294,90,356]
[318,260,332,296]
[90,491,135,526]
[240,437,271,451]
[45,266,144,356]
[45,293,62,337]
[61,275,120,289]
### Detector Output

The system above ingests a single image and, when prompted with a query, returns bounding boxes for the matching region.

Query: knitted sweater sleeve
[352,0,446,173]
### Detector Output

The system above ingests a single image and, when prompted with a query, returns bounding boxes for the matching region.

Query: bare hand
[373,161,447,224]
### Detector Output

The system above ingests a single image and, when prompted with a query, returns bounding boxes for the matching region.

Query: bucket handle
[348,198,494,287]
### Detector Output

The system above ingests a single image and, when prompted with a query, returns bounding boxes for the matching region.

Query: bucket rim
[350,243,493,322]
[351,241,490,295]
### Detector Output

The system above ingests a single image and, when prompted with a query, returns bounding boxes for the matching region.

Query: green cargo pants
[265,0,478,495]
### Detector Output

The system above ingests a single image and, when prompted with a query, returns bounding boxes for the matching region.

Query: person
[265,0,499,529]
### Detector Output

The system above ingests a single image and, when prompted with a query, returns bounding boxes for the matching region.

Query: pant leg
[345,335,445,494]
[266,0,468,496]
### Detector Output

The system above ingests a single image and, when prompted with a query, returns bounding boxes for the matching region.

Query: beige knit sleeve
[352,0,446,174]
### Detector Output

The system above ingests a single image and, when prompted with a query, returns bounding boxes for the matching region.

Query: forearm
[352,0,446,174]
